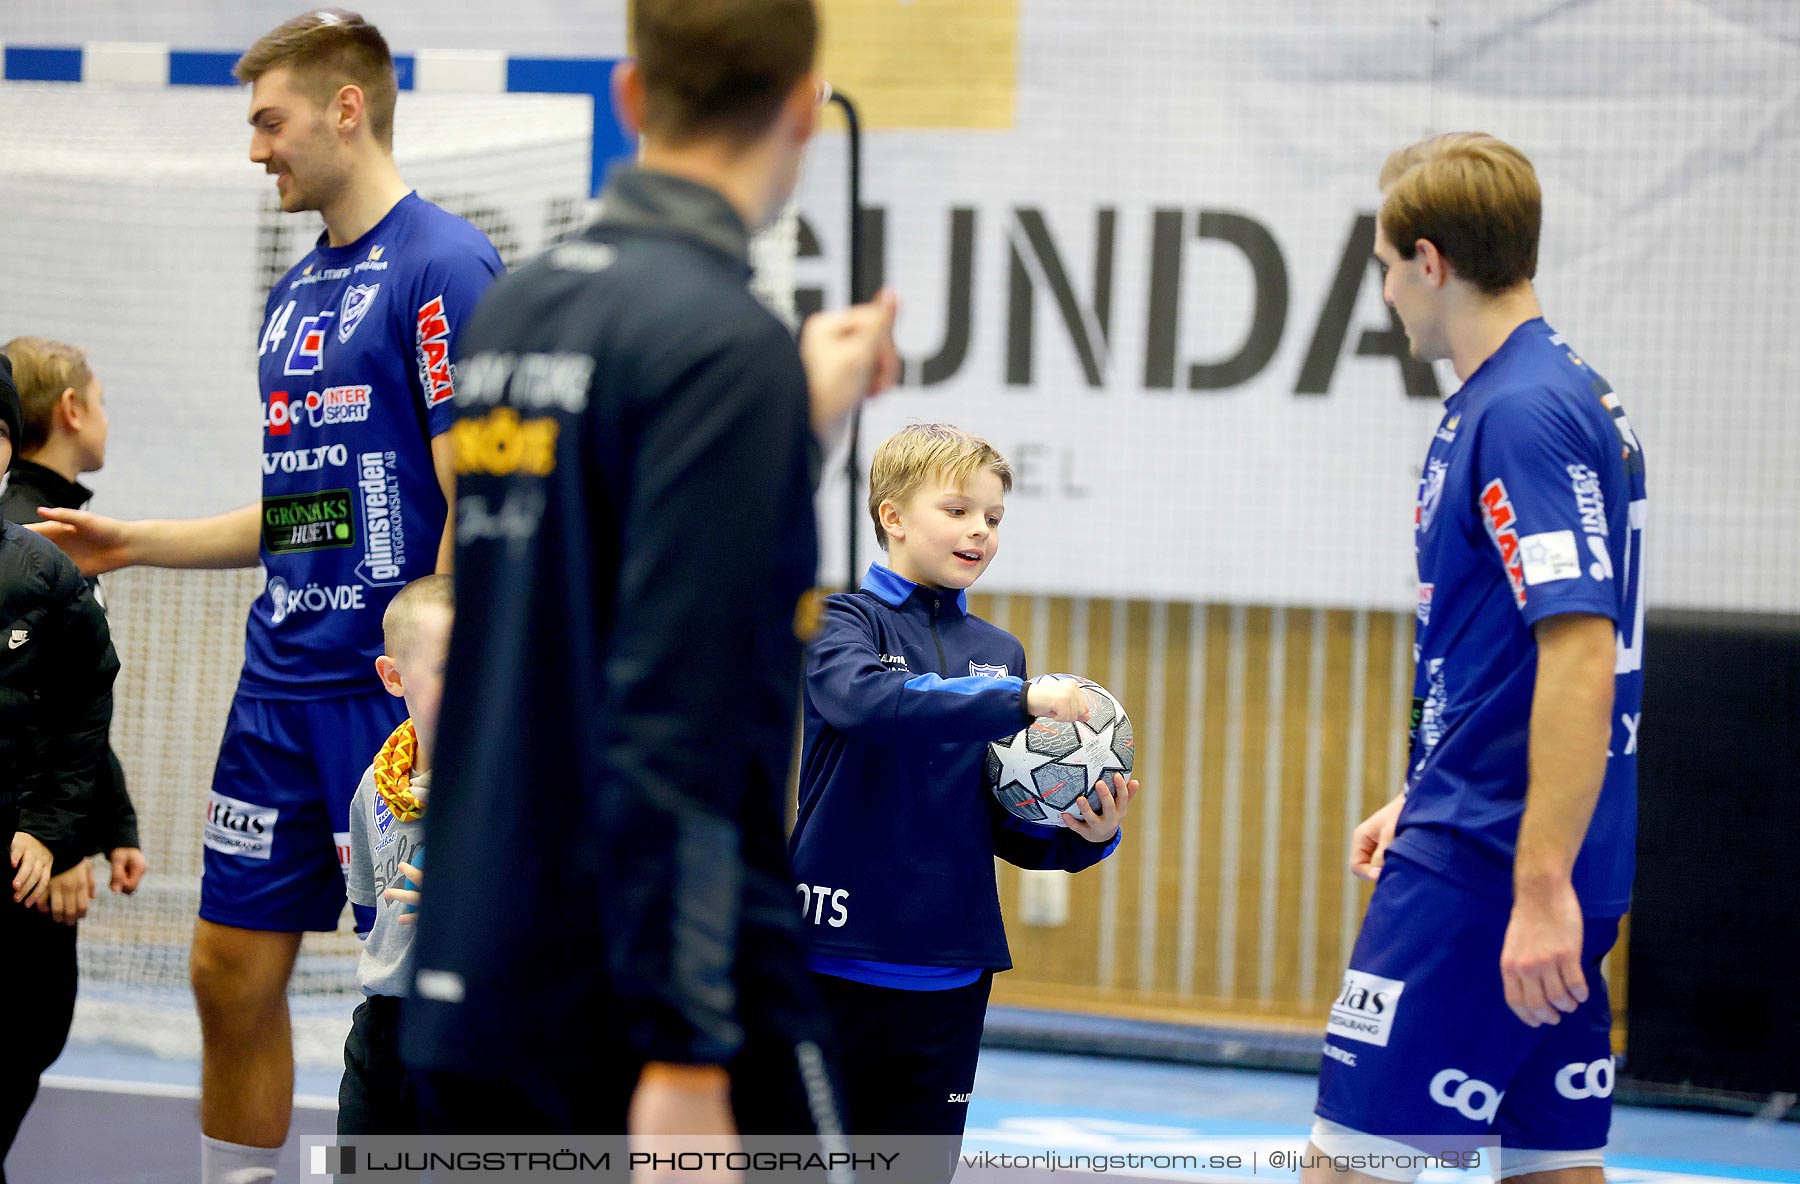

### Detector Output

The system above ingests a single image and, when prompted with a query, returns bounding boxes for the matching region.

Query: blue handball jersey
[245,193,501,697]
[1389,318,1646,918]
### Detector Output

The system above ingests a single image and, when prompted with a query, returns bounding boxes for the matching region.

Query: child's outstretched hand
[1062,772,1138,843]
[384,860,423,925]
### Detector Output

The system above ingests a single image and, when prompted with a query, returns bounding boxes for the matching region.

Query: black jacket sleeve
[97,747,140,853]
[18,585,119,871]
[597,320,812,1065]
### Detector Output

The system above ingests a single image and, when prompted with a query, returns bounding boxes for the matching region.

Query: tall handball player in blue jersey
[30,12,501,1182]
[1304,134,1647,1184]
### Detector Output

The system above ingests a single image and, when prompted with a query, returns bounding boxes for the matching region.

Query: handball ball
[984,674,1133,827]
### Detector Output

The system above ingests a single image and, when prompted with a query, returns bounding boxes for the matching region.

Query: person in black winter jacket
[0,336,141,903]
[0,352,146,1181]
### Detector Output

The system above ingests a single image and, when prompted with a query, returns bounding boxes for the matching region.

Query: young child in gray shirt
[338,574,451,1136]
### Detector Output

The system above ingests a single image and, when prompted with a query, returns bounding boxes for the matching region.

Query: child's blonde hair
[381,573,454,660]
[2,336,95,455]
[868,423,1012,551]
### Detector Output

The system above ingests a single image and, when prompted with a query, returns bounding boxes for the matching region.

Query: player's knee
[189,925,296,1019]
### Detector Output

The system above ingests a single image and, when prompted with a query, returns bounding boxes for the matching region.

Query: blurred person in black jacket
[0,352,146,1183]
[404,0,899,1155]
[0,336,140,895]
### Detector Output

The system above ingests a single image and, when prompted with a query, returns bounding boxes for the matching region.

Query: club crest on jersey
[970,661,1009,679]
[373,791,395,845]
[1479,478,1528,608]
[1418,458,1449,533]
[338,283,380,344]
[284,311,334,376]
[415,296,456,406]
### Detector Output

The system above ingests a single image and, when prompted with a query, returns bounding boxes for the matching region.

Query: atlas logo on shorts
[203,792,278,860]
[1328,969,1405,1046]
[1430,1068,1504,1123]
[1554,1058,1615,1101]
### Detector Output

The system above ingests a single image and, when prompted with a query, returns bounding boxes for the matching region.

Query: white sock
[201,1134,280,1184]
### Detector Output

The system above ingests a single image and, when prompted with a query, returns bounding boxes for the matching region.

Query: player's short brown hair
[234,9,399,151]
[382,574,454,661]
[629,0,818,147]
[868,424,1013,552]
[1379,132,1540,295]
[2,336,95,455]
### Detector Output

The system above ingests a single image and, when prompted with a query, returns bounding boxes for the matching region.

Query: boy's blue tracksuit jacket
[790,564,1120,971]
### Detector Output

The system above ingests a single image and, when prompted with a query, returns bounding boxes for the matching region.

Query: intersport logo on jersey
[264,386,373,436]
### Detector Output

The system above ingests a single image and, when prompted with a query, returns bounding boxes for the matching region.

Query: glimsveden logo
[355,450,407,587]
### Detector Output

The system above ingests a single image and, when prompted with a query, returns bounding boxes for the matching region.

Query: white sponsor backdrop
[795,1,1800,614]
[5,2,1799,613]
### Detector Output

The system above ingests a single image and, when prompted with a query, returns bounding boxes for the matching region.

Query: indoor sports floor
[16,1032,1798,1183]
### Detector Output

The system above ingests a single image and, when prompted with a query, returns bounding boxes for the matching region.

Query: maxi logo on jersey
[285,311,334,376]
[415,296,456,406]
[1479,478,1527,608]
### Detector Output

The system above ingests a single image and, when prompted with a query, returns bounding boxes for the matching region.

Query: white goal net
[1,81,599,1065]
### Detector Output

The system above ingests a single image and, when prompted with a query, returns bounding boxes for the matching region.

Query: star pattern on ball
[1064,717,1126,798]
[988,727,1061,795]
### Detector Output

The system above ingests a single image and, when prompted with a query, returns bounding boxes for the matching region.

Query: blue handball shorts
[199,686,405,933]
[1314,851,1621,1152]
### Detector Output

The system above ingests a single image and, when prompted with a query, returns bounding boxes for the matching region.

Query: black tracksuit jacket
[2,461,138,863]
[406,168,824,1080]
[0,519,122,871]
